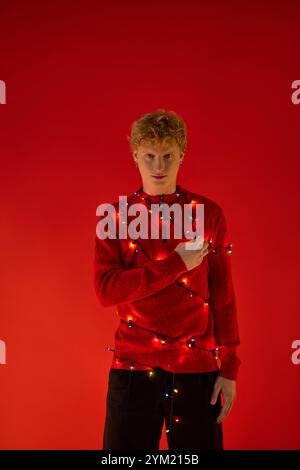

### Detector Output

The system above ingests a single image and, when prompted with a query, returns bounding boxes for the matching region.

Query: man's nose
[153,157,164,172]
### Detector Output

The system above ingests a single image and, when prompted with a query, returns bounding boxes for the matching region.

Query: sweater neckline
[134,184,186,204]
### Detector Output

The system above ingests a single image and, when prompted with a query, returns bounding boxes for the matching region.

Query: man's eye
[165,154,173,159]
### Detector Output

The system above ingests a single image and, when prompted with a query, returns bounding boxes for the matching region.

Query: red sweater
[94,185,241,380]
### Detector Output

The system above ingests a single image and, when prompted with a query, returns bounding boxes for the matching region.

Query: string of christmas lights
[105,187,233,439]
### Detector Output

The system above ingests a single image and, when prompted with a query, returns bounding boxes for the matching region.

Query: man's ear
[133,152,139,166]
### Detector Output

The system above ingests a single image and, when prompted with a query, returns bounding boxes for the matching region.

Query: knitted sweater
[94,185,241,380]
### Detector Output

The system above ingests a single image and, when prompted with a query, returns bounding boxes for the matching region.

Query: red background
[1,0,299,450]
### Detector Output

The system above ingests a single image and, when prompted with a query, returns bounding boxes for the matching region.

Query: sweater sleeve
[94,234,187,307]
[208,206,241,381]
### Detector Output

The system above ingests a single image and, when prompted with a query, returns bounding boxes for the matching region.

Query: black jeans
[102,367,223,450]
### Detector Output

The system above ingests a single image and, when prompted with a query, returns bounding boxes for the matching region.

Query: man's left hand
[210,375,236,424]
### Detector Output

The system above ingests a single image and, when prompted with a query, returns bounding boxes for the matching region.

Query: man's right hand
[175,239,210,271]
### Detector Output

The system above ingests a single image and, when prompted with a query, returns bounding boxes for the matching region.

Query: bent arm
[94,235,187,307]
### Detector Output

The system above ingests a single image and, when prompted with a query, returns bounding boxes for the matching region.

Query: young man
[94,109,241,450]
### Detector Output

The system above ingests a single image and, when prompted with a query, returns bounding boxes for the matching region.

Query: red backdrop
[0,0,299,450]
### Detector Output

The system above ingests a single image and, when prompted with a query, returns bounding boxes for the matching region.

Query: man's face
[133,138,184,193]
